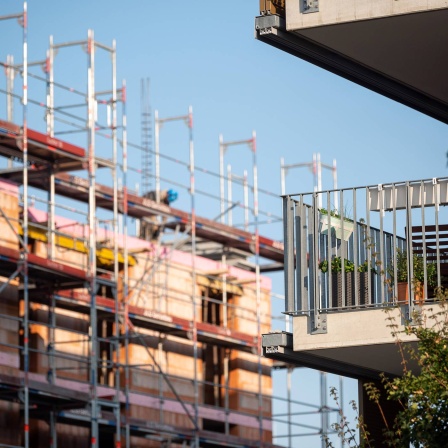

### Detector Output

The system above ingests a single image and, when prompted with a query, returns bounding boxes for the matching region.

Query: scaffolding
[0,4,342,447]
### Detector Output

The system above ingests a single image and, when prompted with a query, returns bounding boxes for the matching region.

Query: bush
[319,257,370,274]
[324,292,448,447]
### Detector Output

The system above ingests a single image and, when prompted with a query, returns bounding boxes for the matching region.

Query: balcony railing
[283,177,448,332]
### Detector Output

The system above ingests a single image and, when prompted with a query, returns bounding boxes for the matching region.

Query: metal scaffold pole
[154,110,160,203]
[45,33,56,349]
[49,292,57,448]
[340,376,345,448]
[46,42,57,440]
[45,39,56,261]
[219,134,226,224]
[287,367,292,448]
[87,29,99,448]
[188,106,200,446]
[22,3,30,447]
[111,38,122,448]
[252,131,264,444]
[320,372,329,447]
[121,80,130,448]
[46,35,54,137]
[333,159,338,212]
[227,164,232,226]
[244,169,249,231]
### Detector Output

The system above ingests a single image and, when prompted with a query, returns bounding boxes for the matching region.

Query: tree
[325,293,448,447]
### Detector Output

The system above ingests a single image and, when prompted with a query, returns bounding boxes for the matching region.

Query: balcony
[255,2,448,123]
[263,177,448,379]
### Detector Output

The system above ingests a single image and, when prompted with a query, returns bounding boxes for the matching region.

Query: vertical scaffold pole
[111,39,122,448]
[22,3,29,447]
[49,292,57,448]
[47,36,54,137]
[219,134,225,224]
[280,157,286,195]
[251,131,264,444]
[49,404,57,448]
[47,72,56,444]
[188,106,200,446]
[317,153,323,208]
[87,29,99,448]
[333,159,338,212]
[121,80,130,448]
[287,367,292,448]
[243,169,249,231]
[227,164,232,227]
[340,376,345,448]
[320,372,329,448]
[45,40,56,269]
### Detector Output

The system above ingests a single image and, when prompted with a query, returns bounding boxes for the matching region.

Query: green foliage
[324,388,372,448]
[382,312,448,447]
[320,207,354,223]
[388,248,437,288]
[319,257,370,274]
[325,293,448,448]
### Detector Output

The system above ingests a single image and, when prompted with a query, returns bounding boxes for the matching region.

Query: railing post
[310,194,326,334]
[283,195,295,313]
[434,178,441,289]
[296,197,307,313]
[405,181,416,320]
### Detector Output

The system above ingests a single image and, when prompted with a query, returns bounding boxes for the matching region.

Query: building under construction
[0,3,340,447]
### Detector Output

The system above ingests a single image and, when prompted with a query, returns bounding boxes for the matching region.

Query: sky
[0,1,447,446]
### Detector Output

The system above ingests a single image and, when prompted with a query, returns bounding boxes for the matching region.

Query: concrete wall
[293,307,417,351]
[292,303,444,376]
[286,0,448,30]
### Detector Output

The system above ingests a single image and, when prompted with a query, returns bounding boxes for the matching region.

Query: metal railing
[283,178,448,329]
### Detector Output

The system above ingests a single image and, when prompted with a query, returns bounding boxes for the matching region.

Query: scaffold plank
[0,119,85,171]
